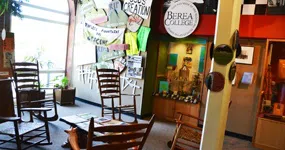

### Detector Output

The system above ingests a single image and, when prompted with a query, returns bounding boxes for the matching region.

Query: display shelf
[152,38,207,125]
[253,39,285,149]
[153,95,200,104]
[260,113,285,123]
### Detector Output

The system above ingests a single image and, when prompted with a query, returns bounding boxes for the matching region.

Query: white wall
[70,3,147,115]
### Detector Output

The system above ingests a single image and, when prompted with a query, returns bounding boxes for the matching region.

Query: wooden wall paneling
[174,102,200,126]
[255,118,285,150]
[227,44,264,136]
[152,97,175,120]
[201,39,267,136]
[0,79,14,117]
[152,96,200,125]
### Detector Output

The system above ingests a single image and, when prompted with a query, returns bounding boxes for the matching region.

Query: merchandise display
[260,41,285,117]
[154,40,207,104]
[278,59,285,79]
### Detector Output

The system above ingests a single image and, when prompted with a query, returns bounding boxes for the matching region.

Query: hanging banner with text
[123,0,153,19]
[83,21,125,47]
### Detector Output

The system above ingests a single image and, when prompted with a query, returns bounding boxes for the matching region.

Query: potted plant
[53,76,76,105]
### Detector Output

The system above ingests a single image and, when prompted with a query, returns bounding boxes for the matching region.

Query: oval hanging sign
[164,0,199,38]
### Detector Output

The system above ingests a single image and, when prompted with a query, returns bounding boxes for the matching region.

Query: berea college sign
[164,0,199,38]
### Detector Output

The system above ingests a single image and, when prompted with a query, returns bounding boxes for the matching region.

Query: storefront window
[11,0,69,88]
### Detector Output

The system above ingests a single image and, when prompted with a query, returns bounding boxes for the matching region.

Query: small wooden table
[60,113,126,148]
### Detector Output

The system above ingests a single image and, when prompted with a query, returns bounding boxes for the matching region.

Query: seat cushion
[0,120,45,135]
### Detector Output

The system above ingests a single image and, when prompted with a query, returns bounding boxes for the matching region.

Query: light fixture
[2,14,6,41]
[2,28,6,41]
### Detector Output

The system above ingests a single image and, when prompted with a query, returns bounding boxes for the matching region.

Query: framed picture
[186,44,193,54]
[127,67,143,79]
[235,46,254,65]
[241,72,254,85]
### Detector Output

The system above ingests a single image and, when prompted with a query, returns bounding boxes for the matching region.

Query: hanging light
[2,28,6,41]
[2,14,6,41]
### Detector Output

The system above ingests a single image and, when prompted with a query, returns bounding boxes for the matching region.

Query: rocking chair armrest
[21,98,54,104]
[21,107,52,112]
[121,94,140,97]
[177,112,204,122]
[0,116,20,122]
[30,98,54,103]
[176,120,203,131]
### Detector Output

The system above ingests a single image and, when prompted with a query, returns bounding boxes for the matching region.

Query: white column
[200,0,242,149]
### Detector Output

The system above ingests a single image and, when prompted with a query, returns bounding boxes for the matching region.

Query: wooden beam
[65,0,76,81]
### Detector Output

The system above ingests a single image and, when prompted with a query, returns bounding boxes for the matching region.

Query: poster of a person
[3,52,15,68]
[268,0,285,14]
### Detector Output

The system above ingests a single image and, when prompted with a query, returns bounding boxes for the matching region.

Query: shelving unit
[152,37,208,125]
[253,39,285,150]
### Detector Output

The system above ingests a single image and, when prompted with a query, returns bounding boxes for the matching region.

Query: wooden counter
[152,96,201,125]
[254,117,285,150]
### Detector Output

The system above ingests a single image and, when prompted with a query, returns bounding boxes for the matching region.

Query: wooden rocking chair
[65,115,155,150]
[96,68,139,123]
[10,61,58,122]
[0,79,52,150]
[169,101,233,150]
[168,112,203,150]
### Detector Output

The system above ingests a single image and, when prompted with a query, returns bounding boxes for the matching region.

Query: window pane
[39,72,65,88]
[12,17,68,70]
[11,0,69,71]
[18,0,69,13]
[21,6,69,24]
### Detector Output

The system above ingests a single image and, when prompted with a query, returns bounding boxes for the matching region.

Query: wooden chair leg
[168,114,183,148]
[119,98,122,121]
[14,121,21,150]
[111,98,115,120]
[171,124,182,150]
[101,100,104,117]
[133,97,137,123]
[44,111,51,143]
